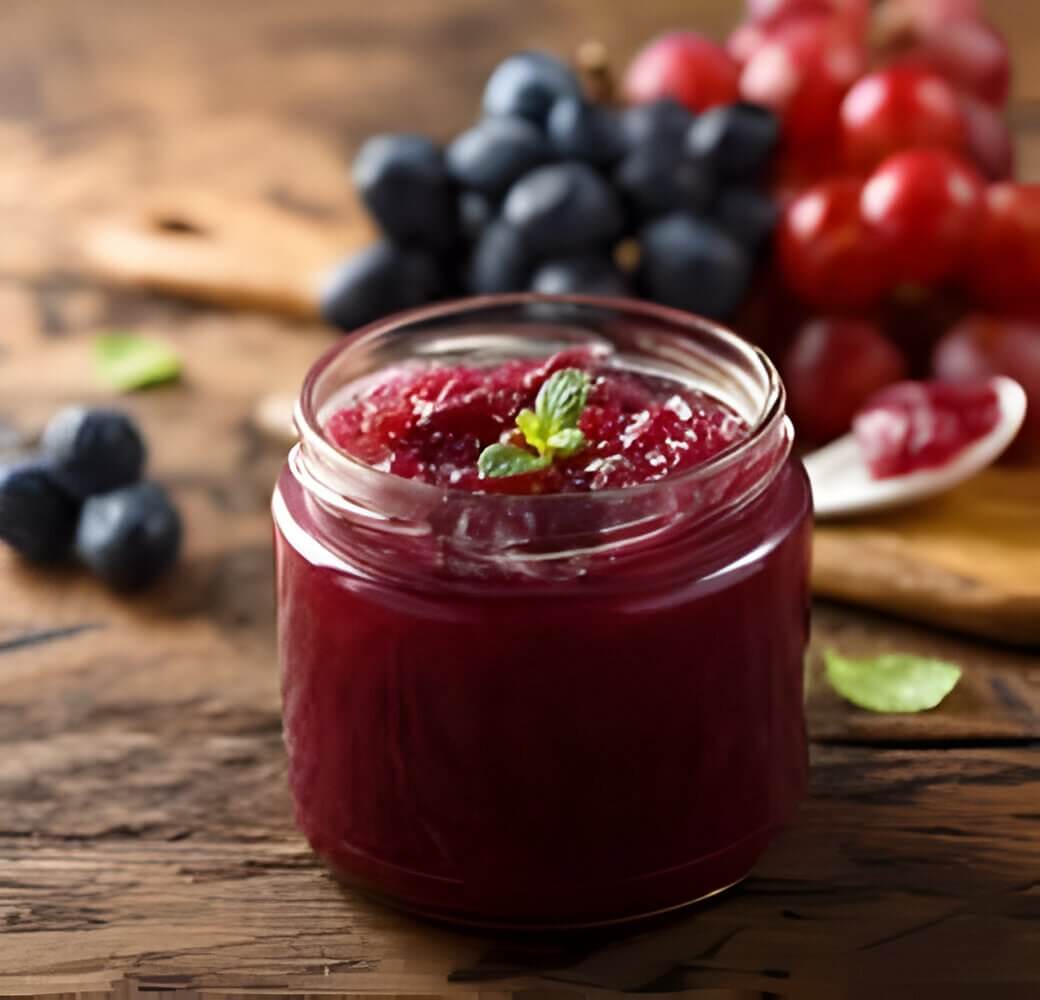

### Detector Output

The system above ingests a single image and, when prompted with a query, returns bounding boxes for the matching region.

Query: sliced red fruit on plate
[852,378,1001,478]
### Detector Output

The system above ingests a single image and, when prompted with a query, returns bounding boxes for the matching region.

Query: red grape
[778,179,892,310]
[933,315,1040,460]
[840,67,966,171]
[967,183,1040,314]
[875,0,983,36]
[739,15,866,143]
[623,32,740,113]
[860,149,985,286]
[728,22,770,64]
[886,18,1010,108]
[784,318,909,443]
[959,94,1014,181]
[746,0,868,29]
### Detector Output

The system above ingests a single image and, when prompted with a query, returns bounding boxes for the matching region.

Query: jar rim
[295,293,787,506]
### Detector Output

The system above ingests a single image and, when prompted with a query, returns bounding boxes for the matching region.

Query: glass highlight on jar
[273,295,812,928]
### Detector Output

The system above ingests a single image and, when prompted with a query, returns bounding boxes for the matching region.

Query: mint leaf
[824,650,962,714]
[478,367,590,479]
[516,408,545,452]
[478,443,550,479]
[536,368,590,434]
[96,333,181,391]
[546,427,585,455]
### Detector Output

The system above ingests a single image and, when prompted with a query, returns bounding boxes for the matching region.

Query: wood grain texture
[813,467,1040,645]
[1,0,1039,994]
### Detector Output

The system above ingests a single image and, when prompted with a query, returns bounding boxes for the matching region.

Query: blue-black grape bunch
[0,408,182,591]
[320,50,780,332]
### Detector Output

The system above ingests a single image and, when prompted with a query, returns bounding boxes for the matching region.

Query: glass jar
[273,295,812,928]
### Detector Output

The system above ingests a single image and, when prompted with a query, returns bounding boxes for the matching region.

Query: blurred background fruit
[310,0,1038,459]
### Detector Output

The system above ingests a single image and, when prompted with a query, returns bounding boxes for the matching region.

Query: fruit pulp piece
[853,379,1000,478]
[324,350,750,494]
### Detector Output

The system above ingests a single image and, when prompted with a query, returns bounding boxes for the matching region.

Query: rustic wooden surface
[1,0,1039,995]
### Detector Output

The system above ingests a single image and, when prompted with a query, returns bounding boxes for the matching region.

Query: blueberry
[714,187,779,254]
[352,134,456,249]
[546,97,625,166]
[502,163,624,257]
[466,220,531,294]
[0,460,79,563]
[76,482,181,591]
[482,51,581,126]
[638,214,751,320]
[447,117,549,197]
[619,98,694,154]
[42,407,146,499]
[320,242,441,332]
[685,102,780,178]
[530,255,629,296]
[456,190,496,243]
[614,144,715,220]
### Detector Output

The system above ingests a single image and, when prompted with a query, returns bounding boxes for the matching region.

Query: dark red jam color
[853,379,1001,479]
[325,349,749,493]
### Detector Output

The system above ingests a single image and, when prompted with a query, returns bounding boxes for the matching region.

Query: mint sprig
[824,649,962,714]
[479,368,590,479]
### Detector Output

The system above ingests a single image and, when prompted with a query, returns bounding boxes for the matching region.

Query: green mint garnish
[824,649,962,714]
[478,367,590,479]
[95,333,182,391]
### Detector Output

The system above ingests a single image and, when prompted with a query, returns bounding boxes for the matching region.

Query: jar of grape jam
[273,295,812,928]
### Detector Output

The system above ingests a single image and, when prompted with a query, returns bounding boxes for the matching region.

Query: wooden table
[1,1,1038,995]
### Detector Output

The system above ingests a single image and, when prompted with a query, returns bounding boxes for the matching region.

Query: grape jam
[853,379,1000,478]
[324,349,749,493]
[274,299,812,927]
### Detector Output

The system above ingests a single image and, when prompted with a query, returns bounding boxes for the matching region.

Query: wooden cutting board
[79,190,1040,646]
[813,465,1040,645]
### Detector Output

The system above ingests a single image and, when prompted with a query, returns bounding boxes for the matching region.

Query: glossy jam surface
[853,379,1000,478]
[324,349,749,493]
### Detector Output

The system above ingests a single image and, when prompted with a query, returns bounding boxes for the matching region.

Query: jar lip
[296,293,787,505]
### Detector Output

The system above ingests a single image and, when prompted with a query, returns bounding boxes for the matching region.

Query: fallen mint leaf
[95,333,182,391]
[824,649,962,714]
